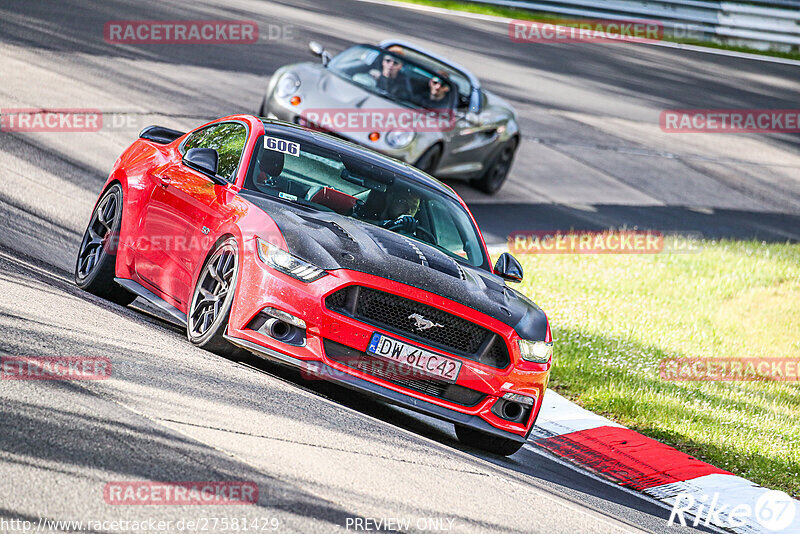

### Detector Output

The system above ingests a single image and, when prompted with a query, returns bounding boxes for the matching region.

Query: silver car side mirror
[308,41,331,65]
[309,41,323,55]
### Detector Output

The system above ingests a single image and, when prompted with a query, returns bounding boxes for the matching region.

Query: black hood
[241,192,548,340]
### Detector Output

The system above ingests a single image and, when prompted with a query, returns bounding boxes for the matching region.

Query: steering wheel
[383,215,436,243]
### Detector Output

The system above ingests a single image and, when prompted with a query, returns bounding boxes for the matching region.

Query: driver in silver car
[420,73,452,110]
[370,54,412,101]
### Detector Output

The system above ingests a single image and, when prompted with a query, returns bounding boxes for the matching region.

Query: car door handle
[148,170,171,187]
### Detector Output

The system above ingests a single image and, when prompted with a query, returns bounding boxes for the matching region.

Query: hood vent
[362,226,466,279]
[327,221,356,243]
[298,215,357,244]
[404,238,429,268]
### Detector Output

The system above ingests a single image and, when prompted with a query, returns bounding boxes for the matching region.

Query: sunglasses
[383,57,401,65]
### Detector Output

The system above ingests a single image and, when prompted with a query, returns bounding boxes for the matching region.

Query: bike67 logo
[668,490,797,531]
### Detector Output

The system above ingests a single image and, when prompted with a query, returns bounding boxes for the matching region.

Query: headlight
[256,239,326,282]
[275,73,301,98]
[385,130,415,149]
[518,340,553,363]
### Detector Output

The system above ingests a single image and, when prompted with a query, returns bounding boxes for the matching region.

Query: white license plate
[366,333,462,383]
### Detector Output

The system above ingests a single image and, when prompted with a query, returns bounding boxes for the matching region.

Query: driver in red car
[382,188,421,234]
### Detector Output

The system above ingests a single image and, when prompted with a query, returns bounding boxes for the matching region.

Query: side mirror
[468,87,483,114]
[183,148,224,184]
[494,252,523,283]
[308,41,331,65]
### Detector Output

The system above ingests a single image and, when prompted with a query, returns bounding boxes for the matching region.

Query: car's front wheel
[187,238,246,359]
[75,184,136,306]
[455,424,524,456]
[471,137,518,194]
[414,144,442,175]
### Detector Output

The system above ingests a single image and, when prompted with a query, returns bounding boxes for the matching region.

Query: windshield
[244,132,488,268]
[327,45,457,110]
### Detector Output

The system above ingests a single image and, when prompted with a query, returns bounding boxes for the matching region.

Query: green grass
[513,241,800,496]
[395,0,800,61]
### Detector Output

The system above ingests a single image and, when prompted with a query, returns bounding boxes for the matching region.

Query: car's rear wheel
[454,424,525,456]
[414,144,442,175]
[258,96,268,117]
[187,238,246,359]
[75,184,136,306]
[471,137,518,195]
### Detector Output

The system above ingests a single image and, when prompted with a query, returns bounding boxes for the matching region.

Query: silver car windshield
[244,134,488,268]
[327,45,457,111]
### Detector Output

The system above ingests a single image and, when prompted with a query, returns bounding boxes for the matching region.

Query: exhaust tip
[247,309,307,346]
[502,401,524,421]
[266,318,292,340]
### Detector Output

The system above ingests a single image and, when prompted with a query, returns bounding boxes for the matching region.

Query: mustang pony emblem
[408,313,445,331]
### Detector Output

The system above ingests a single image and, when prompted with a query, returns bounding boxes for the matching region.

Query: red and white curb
[531,390,798,533]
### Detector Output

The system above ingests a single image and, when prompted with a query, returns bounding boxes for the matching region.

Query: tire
[454,424,524,456]
[471,137,518,195]
[75,184,136,306]
[258,96,268,117]
[186,238,247,359]
[414,144,442,175]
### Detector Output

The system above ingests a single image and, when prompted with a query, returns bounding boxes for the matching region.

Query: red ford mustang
[75,114,552,455]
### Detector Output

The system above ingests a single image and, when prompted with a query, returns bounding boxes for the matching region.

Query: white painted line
[354,0,800,67]
[535,389,624,436]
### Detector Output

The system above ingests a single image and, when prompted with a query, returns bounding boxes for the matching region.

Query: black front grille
[325,286,510,369]
[323,340,485,406]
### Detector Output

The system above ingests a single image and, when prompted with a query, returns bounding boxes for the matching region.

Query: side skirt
[114,277,188,327]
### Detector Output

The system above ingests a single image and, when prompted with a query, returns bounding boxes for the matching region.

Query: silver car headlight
[256,239,326,282]
[385,130,415,149]
[518,340,553,363]
[275,73,301,98]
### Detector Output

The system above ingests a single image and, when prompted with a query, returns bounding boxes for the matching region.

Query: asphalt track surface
[0,0,797,532]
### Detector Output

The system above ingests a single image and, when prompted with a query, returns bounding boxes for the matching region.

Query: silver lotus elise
[259,39,520,194]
